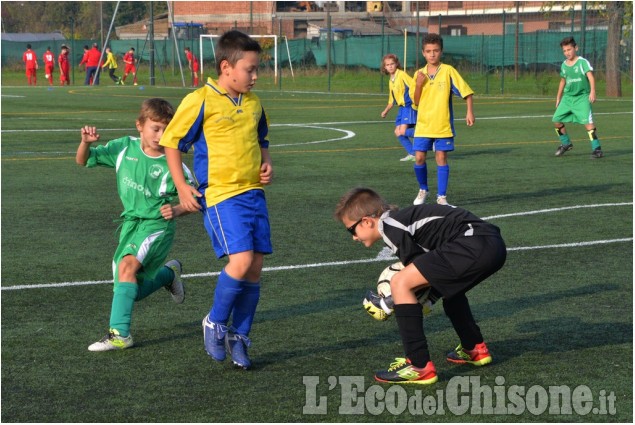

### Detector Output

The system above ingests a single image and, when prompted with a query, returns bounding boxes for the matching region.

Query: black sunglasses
[346,217,365,236]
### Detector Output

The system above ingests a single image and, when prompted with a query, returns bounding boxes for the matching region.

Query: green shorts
[552,95,594,125]
[112,218,176,283]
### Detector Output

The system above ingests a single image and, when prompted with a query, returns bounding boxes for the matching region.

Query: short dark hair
[334,187,396,222]
[130,47,135,51]
[137,98,175,126]
[214,30,262,75]
[560,36,576,48]
[26,44,31,49]
[423,33,443,50]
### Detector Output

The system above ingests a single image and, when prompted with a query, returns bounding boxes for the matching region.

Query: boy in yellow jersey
[411,33,474,206]
[160,30,273,370]
[380,53,417,161]
[101,47,122,85]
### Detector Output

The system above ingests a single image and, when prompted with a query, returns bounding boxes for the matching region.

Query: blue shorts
[395,106,417,127]
[413,137,455,152]
[202,189,272,259]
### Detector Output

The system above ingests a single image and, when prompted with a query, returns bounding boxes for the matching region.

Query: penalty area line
[1,237,631,291]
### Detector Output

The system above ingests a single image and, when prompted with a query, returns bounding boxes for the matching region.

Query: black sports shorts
[412,234,506,300]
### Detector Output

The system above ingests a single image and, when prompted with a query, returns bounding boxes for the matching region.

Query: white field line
[2,203,632,291]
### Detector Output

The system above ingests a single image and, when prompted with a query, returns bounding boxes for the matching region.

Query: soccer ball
[376,261,404,297]
[363,261,436,321]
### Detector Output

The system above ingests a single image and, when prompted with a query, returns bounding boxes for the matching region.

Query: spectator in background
[58,45,70,85]
[23,44,39,86]
[84,43,101,86]
[43,46,55,86]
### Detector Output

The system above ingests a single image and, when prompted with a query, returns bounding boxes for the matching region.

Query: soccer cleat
[413,189,427,205]
[88,328,133,352]
[400,154,415,162]
[363,290,394,321]
[554,143,573,156]
[202,316,228,361]
[225,330,252,370]
[133,82,138,86]
[437,195,449,206]
[447,342,492,366]
[590,148,604,159]
[375,358,438,385]
[164,260,185,304]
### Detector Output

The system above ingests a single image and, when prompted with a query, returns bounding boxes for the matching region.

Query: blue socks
[414,164,428,190]
[209,269,260,337]
[437,164,449,197]
[398,136,414,155]
[232,282,261,336]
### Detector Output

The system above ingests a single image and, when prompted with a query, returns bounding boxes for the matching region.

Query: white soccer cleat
[413,189,427,205]
[437,195,448,205]
[400,154,415,162]
[164,260,185,304]
[88,329,133,352]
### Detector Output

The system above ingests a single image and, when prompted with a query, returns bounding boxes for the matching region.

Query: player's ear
[135,120,143,132]
[220,60,232,76]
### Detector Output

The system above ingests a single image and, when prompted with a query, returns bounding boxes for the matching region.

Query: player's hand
[589,92,596,103]
[381,110,387,118]
[160,204,175,220]
[177,185,202,212]
[80,126,100,143]
[416,71,427,86]
[260,162,273,185]
[465,112,475,126]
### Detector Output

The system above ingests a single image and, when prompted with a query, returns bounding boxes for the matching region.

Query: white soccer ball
[376,261,405,297]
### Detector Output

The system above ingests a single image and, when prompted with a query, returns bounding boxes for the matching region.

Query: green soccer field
[1,84,632,422]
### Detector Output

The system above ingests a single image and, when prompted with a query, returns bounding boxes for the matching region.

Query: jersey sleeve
[160,91,206,153]
[381,219,427,266]
[449,67,474,99]
[85,137,128,169]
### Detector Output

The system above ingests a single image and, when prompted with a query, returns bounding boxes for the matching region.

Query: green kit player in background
[552,36,603,159]
[76,98,195,352]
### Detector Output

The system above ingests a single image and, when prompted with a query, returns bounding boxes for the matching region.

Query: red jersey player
[23,44,39,86]
[184,47,199,87]
[122,47,138,85]
[43,46,55,86]
[58,45,70,85]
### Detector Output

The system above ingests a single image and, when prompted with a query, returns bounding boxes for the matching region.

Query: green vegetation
[1,84,632,422]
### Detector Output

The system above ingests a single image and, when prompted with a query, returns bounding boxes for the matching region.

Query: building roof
[1,32,66,42]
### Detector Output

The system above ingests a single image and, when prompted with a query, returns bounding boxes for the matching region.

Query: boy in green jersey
[76,98,195,351]
[552,37,603,159]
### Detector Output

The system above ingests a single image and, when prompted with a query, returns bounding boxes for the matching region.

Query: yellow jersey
[411,63,473,138]
[160,78,270,206]
[102,51,117,69]
[388,69,416,110]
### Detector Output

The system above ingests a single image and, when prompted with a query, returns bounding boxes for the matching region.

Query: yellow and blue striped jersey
[388,69,416,110]
[160,78,270,206]
[411,63,473,138]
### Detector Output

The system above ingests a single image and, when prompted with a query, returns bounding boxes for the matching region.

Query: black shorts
[412,234,506,300]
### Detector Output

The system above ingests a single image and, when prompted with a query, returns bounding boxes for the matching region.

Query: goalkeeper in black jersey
[335,187,506,385]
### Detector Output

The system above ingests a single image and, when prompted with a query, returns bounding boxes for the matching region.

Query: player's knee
[554,124,566,136]
[118,256,140,282]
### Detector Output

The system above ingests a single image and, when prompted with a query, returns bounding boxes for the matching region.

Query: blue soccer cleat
[202,316,228,361]
[225,330,252,370]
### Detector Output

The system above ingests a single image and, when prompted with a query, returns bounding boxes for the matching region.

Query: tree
[605,1,625,97]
